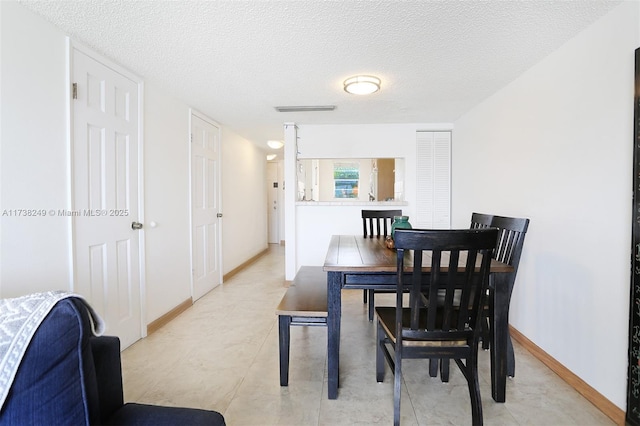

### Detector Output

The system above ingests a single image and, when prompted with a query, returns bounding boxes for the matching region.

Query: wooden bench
[275,266,327,386]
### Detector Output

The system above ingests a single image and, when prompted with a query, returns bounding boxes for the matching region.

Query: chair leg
[278,315,291,386]
[507,334,515,377]
[481,315,490,350]
[484,307,515,376]
[457,351,483,426]
[429,359,438,377]
[368,290,375,321]
[468,357,483,426]
[376,321,385,382]
[363,289,368,303]
[439,358,450,382]
[393,349,402,426]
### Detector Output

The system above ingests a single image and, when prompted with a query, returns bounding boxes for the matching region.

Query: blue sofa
[0,296,225,425]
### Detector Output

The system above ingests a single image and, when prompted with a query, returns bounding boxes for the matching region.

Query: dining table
[322,234,514,402]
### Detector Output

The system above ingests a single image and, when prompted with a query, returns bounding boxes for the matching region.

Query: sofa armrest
[91,335,124,422]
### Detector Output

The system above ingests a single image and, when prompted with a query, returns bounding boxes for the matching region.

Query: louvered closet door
[415,131,451,229]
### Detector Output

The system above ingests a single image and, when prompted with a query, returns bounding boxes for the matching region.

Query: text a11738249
[1,209,130,217]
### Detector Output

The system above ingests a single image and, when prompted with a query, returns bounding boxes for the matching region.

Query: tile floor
[121,244,613,425]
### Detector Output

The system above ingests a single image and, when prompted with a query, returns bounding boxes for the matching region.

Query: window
[333,162,359,199]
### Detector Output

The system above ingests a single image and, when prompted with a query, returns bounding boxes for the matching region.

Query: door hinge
[190,133,193,143]
[72,83,78,100]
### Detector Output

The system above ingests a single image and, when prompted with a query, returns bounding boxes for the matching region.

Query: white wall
[0,1,269,325]
[452,1,639,410]
[221,129,268,273]
[291,123,452,271]
[295,204,385,266]
[142,86,192,322]
[0,1,71,297]
[277,159,286,244]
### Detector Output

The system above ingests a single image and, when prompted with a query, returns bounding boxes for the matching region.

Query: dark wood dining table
[322,234,514,402]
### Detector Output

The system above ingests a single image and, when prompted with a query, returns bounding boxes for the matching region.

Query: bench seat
[275,266,327,386]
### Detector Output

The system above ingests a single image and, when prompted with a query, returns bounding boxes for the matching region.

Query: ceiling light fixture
[266,154,277,161]
[343,75,381,95]
[267,140,284,149]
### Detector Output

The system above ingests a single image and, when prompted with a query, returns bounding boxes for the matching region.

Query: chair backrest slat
[456,249,478,329]
[441,250,461,331]
[425,249,439,331]
[362,209,403,238]
[490,215,529,271]
[410,250,424,330]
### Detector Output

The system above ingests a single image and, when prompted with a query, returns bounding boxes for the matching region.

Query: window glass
[334,163,359,199]
[296,158,404,202]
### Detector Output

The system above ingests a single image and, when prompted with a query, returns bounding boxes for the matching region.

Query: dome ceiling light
[343,75,381,95]
[267,140,284,149]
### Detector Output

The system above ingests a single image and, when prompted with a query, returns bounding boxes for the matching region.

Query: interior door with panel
[191,113,222,300]
[72,47,143,349]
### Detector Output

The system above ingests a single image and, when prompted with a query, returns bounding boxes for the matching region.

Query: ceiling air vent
[274,105,336,112]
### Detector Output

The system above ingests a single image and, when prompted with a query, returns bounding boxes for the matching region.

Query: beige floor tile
[121,244,614,425]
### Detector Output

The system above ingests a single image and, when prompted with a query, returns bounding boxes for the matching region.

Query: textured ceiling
[19,0,621,149]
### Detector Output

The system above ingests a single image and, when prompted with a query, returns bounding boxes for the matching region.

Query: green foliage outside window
[334,163,359,198]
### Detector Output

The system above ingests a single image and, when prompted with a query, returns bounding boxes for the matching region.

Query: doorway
[71,45,143,349]
[190,112,222,300]
[267,161,279,244]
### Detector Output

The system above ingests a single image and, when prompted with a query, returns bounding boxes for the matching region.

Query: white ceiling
[19,0,621,150]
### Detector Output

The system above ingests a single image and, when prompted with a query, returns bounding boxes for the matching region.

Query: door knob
[131,221,143,230]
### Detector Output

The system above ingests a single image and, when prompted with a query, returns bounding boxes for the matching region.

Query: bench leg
[278,315,291,386]
[368,289,375,321]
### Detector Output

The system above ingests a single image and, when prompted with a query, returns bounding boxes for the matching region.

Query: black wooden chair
[486,214,529,377]
[438,213,530,382]
[432,212,494,379]
[375,228,497,426]
[361,209,403,320]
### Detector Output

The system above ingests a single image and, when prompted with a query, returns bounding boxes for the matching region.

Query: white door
[191,113,221,300]
[267,162,279,244]
[415,131,451,229]
[72,48,143,349]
